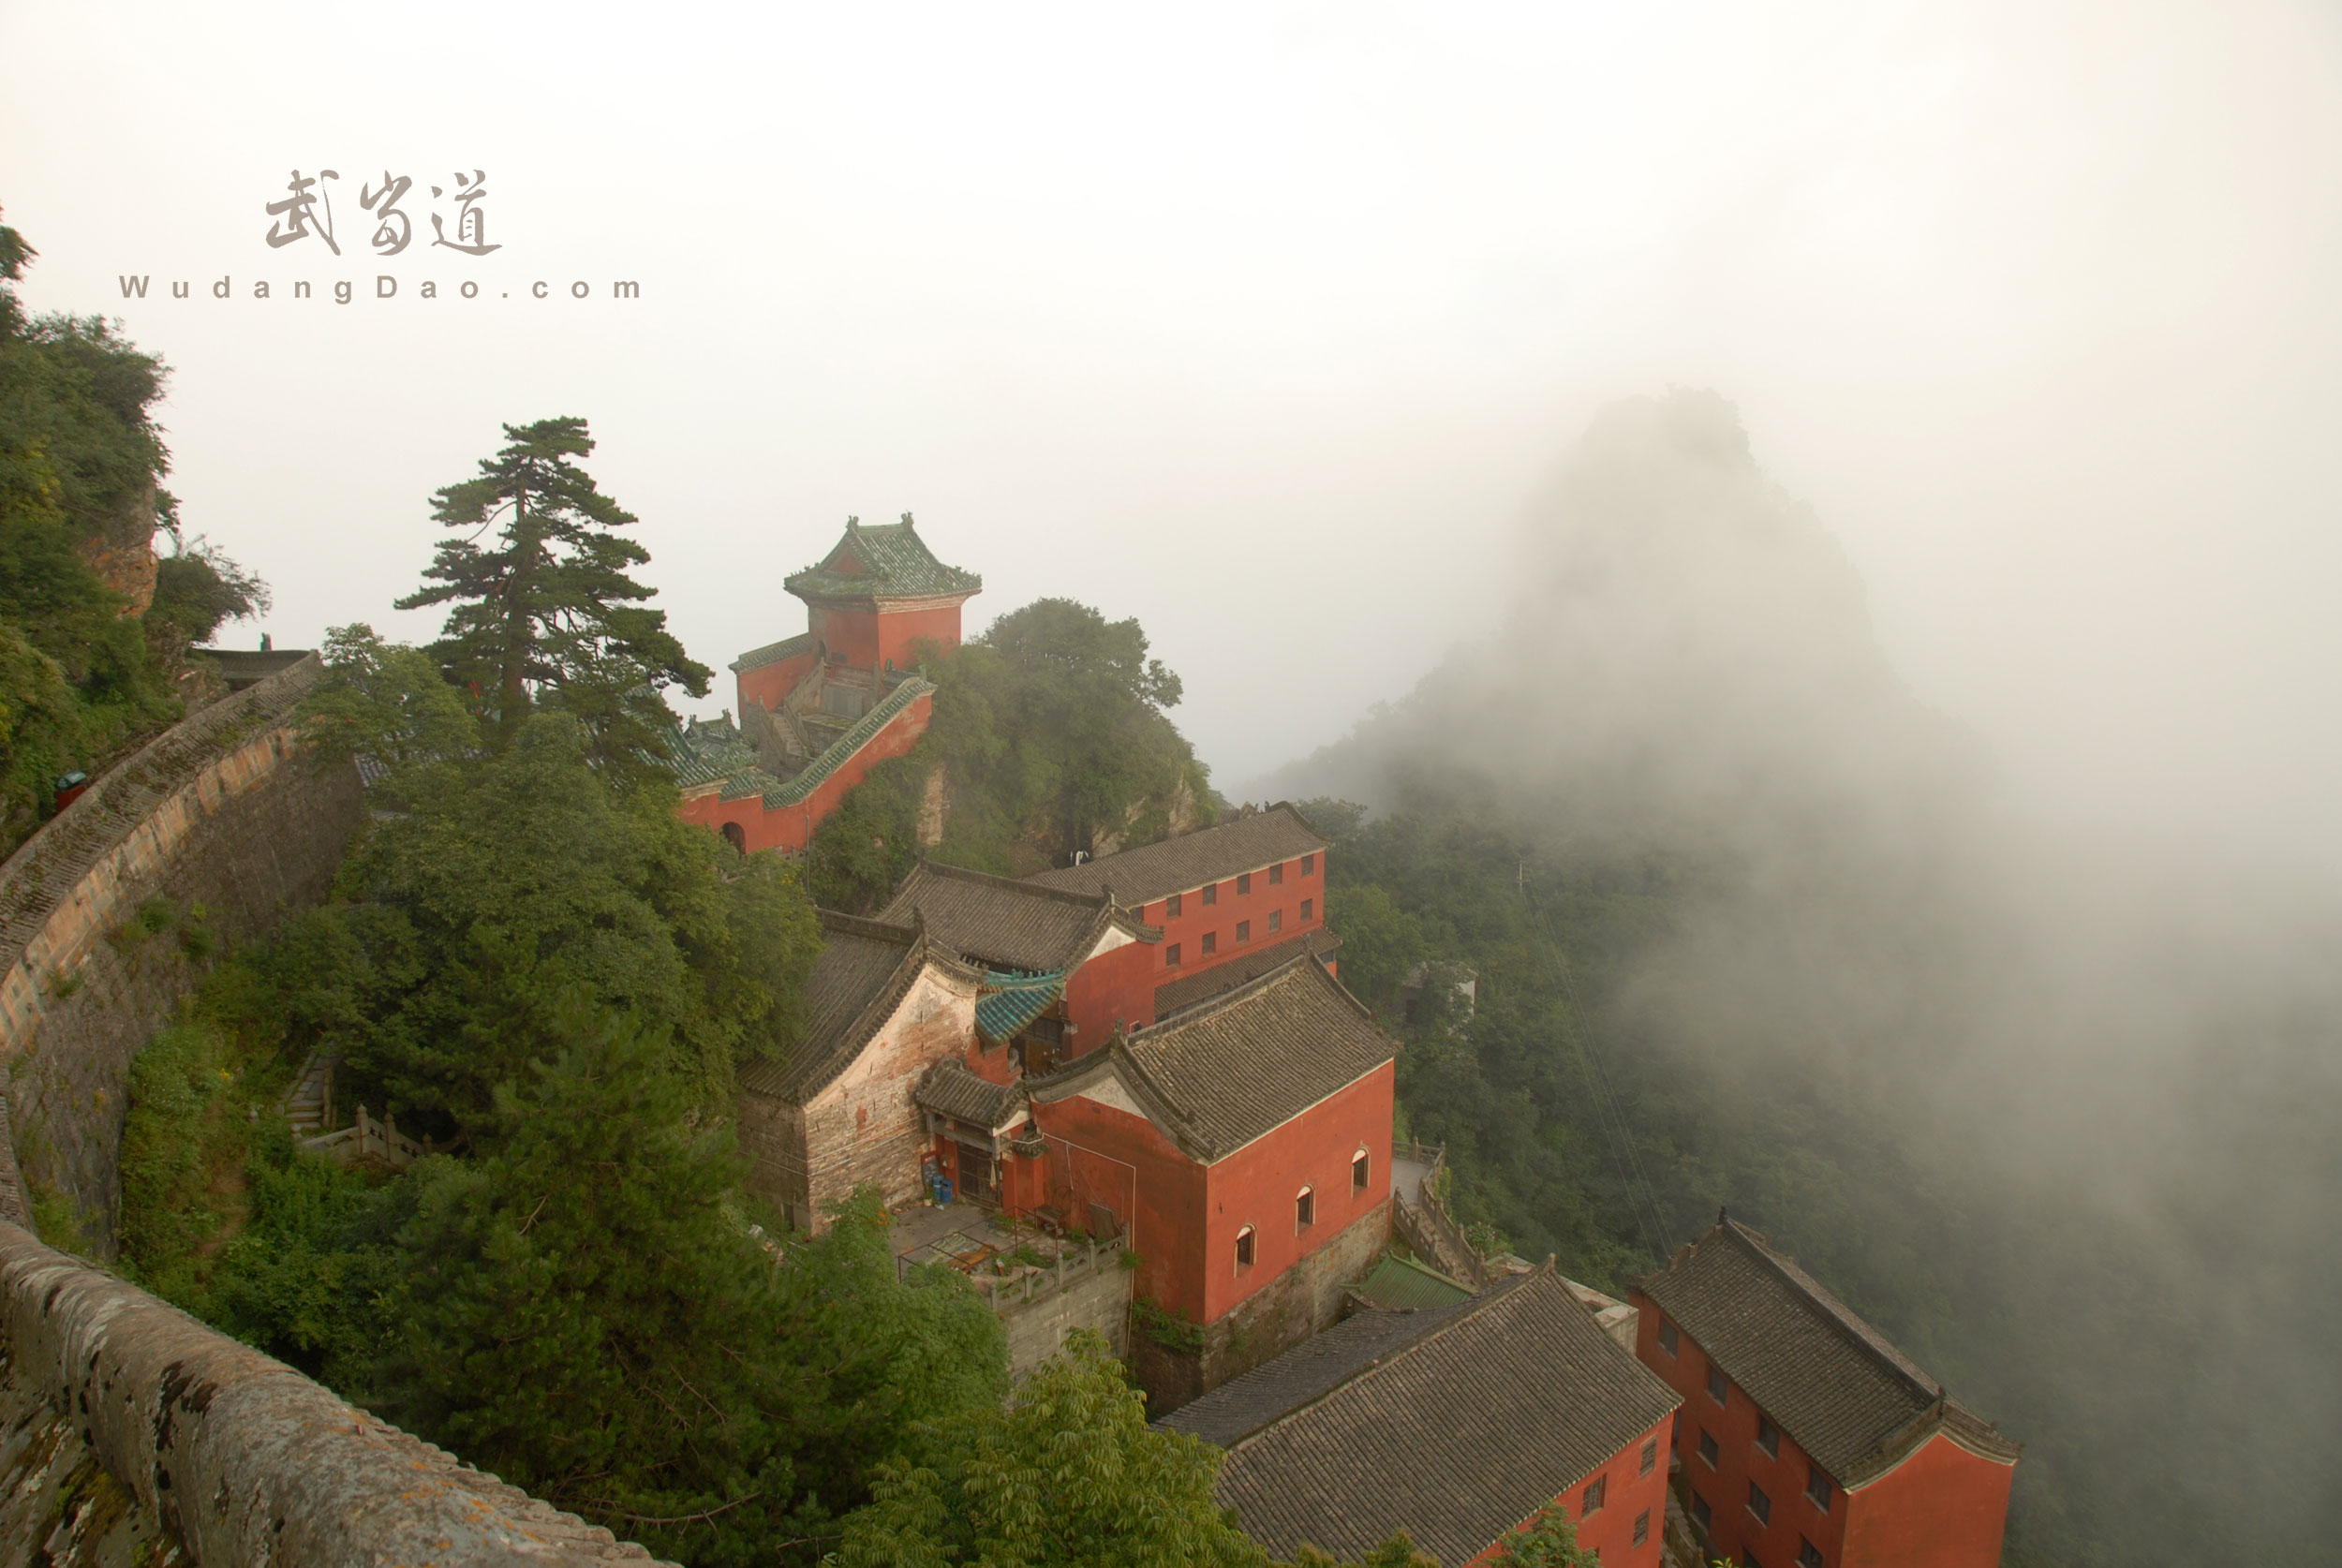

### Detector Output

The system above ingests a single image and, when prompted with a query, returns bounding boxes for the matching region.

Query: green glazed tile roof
[976,969,1065,1043]
[731,632,814,673]
[785,516,982,603]
[662,678,935,810]
[1355,1253,1475,1311]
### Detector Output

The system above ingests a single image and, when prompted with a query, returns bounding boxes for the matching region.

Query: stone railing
[0,1219,666,1565]
[1391,1140,1492,1290]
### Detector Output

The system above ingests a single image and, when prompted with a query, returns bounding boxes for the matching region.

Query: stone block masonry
[980,1236,1134,1379]
[0,1218,667,1567]
[0,655,363,1249]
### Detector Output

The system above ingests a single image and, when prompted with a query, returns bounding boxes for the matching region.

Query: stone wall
[740,965,980,1233]
[982,1238,1133,1379]
[0,1219,664,1568]
[0,656,363,1249]
[1133,1198,1391,1415]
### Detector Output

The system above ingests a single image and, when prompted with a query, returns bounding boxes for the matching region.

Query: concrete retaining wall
[0,656,363,1248]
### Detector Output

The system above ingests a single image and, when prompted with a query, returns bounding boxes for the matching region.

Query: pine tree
[397,417,708,762]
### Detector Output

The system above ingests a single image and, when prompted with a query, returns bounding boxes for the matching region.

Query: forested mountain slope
[1263,392,2342,1567]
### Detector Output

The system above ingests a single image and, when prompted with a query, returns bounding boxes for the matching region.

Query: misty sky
[5,2,2338,868]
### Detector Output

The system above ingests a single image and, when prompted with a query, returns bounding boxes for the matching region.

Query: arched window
[1235,1225,1256,1270]
[1352,1147,1371,1192]
[720,821,747,854]
[1296,1186,1315,1230]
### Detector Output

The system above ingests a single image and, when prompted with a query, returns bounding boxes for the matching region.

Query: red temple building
[1164,1267,1682,1568]
[672,514,981,853]
[1631,1217,2022,1568]
[1024,953,1396,1401]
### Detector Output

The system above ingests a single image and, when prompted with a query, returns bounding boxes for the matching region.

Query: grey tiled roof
[1206,1269,1683,1567]
[738,911,967,1102]
[784,517,982,603]
[880,861,1149,974]
[1153,928,1341,1019]
[913,1059,1024,1131]
[1024,804,1329,906]
[1157,1304,1467,1447]
[1028,955,1394,1162]
[1638,1220,2020,1486]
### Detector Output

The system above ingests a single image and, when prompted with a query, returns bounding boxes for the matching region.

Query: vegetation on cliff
[0,211,265,855]
[808,596,1214,910]
[1270,392,2342,1568]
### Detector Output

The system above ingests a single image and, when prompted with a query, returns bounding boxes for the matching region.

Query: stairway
[282,1052,334,1135]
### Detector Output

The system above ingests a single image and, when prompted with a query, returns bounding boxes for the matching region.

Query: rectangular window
[1691,1495,1712,1534]
[1805,1468,1832,1511]
[1238,871,1252,895]
[1237,920,1251,943]
[1167,892,1182,918]
[1632,1509,1651,1547]
[1165,943,1181,968]
[1798,1543,1823,1568]
[1353,1150,1370,1191]
[1202,882,1218,906]
[1201,931,1217,955]
[1296,1189,1314,1228]
[1268,910,1283,933]
[1708,1365,1728,1406]
[1302,852,1315,875]
[1581,1475,1607,1516]
[1697,1430,1719,1469]
[1640,1439,1658,1475]
[1301,897,1313,921]
[1269,863,1284,885]
[1757,1415,1781,1457]
[1748,1483,1771,1525]
[1235,1226,1255,1269]
[1658,1320,1679,1356]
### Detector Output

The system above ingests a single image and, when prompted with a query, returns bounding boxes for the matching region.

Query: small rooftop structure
[782,512,983,607]
[1351,1252,1475,1312]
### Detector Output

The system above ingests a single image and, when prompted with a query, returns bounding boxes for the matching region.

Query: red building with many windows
[1025,803,1337,1022]
[1631,1217,2021,1568]
[672,514,981,853]
[1165,1267,1682,1568]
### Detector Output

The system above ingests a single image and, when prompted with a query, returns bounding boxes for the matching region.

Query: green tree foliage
[147,532,271,646]
[834,1327,1263,1568]
[278,633,820,1131]
[1480,1502,1596,1568]
[397,416,708,765]
[0,209,263,851]
[808,599,1214,910]
[363,1004,1006,1567]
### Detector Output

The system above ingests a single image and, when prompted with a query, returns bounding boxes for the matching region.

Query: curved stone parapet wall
[0,1220,665,1567]
[0,655,364,1247]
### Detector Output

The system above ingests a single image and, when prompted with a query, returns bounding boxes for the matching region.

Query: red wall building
[1632,1218,2021,1568]
[1026,803,1337,1022]
[671,513,979,854]
[1025,954,1395,1329]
